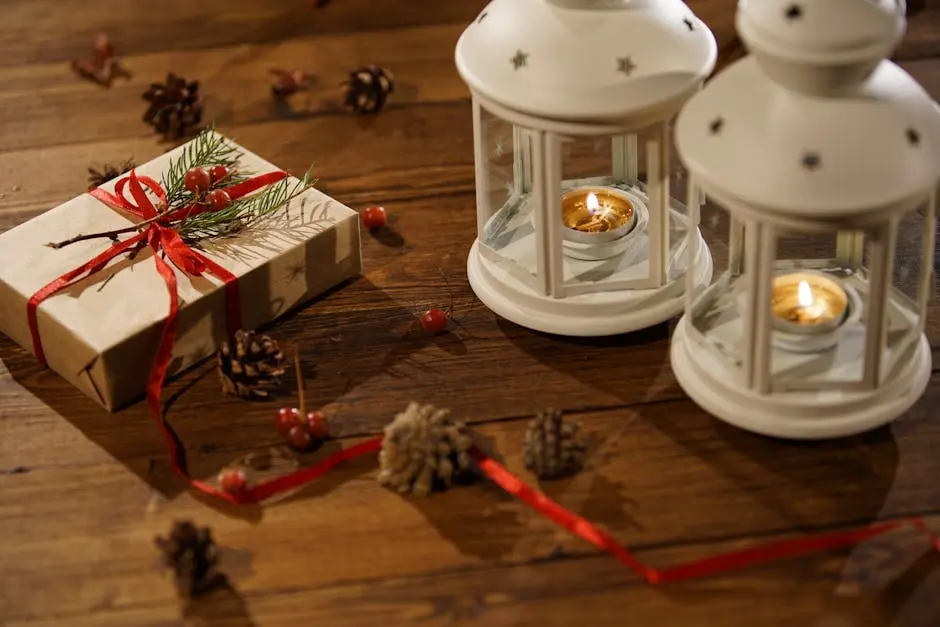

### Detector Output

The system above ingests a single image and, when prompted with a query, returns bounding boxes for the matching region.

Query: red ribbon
[25,170,940,580]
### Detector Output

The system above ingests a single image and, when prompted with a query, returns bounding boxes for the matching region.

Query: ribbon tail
[242,437,383,503]
[191,252,242,334]
[651,520,915,584]
[468,446,939,585]
[146,236,187,479]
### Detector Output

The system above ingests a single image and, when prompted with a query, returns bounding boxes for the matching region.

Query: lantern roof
[454,0,717,122]
[736,0,905,61]
[675,56,940,218]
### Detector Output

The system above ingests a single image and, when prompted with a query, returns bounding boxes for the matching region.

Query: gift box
[0,130,362,411]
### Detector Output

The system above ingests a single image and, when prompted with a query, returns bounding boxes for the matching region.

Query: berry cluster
[184,165,233,211]
[217,348,330,496]
[275,408,329,452]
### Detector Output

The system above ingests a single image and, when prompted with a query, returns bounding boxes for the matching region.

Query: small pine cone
[343,65,394,115]
[217,330,285,399]
[378,401,473,497]
[142,73,204,138]
[87,159,136,190]
[155,520,220,597]
[523,409,586,480]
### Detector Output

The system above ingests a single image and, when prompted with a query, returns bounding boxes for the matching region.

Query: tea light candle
[771,272,849,335]
[561,187,637,244]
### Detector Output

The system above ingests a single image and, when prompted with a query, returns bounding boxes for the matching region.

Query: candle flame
[586,192,600,215]
[797,280,814,308]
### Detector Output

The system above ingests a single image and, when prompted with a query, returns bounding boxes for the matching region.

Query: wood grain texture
[1,2,939,626]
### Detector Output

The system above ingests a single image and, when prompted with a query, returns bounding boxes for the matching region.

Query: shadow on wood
[183,575,257,627]
[403,483,531,562]
[634,402,899,532]
[497,318,675,406]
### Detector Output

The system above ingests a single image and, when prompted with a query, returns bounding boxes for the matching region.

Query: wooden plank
[2,376,939,622]
[0,103,477,229]
[0,0,486,69]
[0,22,471,153]
[9,522,939,627]
[2,0,932,73]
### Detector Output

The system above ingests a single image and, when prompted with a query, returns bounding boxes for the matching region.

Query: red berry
[275,407,300,437]
[420,308,448,334]
[184,167,211,194]
[208,165,229,184]
[360,205,387,230]
[287,424,313,451]
[306,411,329,439]
[208,189,232,211]
[219,468,247,494]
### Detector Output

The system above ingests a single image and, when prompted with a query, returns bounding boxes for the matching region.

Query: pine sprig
[161,127,244,208]
[177,166,317,242]
[47,127,318,251]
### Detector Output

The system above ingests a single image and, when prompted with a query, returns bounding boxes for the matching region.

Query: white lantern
[672,0,940,439]
[455,0,718,336]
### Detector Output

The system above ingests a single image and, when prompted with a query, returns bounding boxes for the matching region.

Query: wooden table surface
[2,1,940,626]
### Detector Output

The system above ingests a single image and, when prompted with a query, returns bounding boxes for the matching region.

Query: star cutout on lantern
[683,17,695,31]
[709,117,724,135]
[510,50,529,70]
[906,128,921,146]
[477,11,487,23]
[785,4,803,20]
[801,151,821,171]
[616,56,637,76]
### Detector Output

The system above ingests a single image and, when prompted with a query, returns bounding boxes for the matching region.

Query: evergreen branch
[48,128,317,251]
[176,166,317,242]
[161,126,244,208]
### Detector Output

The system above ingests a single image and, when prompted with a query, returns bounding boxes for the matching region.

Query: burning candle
[561,187,637,244]
[771,272,849,334]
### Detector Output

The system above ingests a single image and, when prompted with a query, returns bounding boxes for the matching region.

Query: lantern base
[670,316,932,440]
[466,231,713,337]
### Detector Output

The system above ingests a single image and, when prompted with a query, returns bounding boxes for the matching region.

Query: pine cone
[142,73,204,138]
[87,159,136,190]
[217,330,285,399]
[523,409,586,479]
[155,520,220,597]
[378,401,473,497]
[343,65,394,115]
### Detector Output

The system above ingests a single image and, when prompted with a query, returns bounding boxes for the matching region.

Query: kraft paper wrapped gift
[0,132,362,411]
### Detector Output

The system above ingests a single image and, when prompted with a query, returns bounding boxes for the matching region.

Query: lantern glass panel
[688,205,744,380]
[668,163,692,285]
[477,106,538,287]
[767,231,868,391]
[557,126,669,294]
[881,205,927,379]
